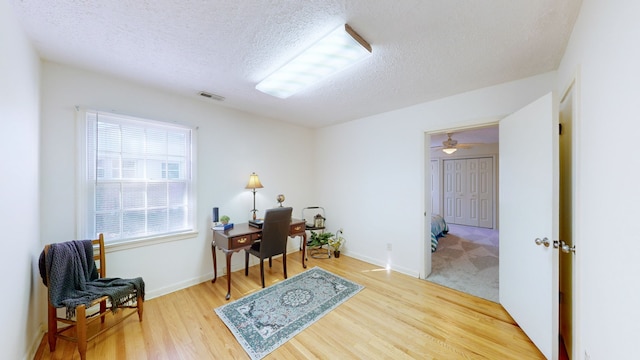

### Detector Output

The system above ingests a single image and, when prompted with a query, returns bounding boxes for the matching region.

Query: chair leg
[47,303,57,351]
[283,252,287,279]
[269,256,272,268]
[100,299,107,324]
[137,296,144,321]
[245,251,249,276]
[76,305,87,360]
[260,260,265,288]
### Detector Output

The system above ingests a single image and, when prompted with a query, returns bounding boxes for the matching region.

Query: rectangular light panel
[256,24,372,99]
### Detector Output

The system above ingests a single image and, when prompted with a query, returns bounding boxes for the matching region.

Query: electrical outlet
[387,243,392,251]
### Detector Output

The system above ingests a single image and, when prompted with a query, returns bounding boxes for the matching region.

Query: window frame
[77,109,198,250]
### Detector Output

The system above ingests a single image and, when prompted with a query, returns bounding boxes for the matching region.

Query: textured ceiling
[9,0,582,128]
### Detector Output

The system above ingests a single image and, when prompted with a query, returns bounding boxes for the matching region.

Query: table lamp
[245,172,264,220]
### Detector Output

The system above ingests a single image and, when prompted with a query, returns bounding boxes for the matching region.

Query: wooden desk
[211,218,307,300]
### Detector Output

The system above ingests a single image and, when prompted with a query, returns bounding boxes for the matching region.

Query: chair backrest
[92,234,106,278]
[42,233,106,286]
[260,207,293,258]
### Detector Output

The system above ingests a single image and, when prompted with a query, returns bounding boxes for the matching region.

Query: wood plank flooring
[35,252,544,359]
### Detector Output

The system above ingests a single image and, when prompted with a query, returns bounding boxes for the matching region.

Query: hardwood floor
[35,252,544,359]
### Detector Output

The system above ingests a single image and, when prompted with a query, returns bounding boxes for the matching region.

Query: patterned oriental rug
[215,267,364,360]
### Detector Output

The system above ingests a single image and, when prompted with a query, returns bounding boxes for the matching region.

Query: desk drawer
[230,233,259,248]
[290,223,305,235]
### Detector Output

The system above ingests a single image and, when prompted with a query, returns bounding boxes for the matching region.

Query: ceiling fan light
[442,147,457,155]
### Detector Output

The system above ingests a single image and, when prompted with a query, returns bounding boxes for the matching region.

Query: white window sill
[105,231,199,253]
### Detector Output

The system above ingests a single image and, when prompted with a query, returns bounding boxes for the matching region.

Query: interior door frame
[423,121,499,278]
[560,70,581,360]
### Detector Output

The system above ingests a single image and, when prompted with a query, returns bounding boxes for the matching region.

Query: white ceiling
[9,1,581,128]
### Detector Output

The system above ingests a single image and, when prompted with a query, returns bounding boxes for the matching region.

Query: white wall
[40,62,316,299]
[0,1,42,359]
[316,72,556,277]
[557,0,640,358]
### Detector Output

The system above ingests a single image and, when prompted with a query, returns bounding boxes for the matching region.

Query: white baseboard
[26,327,45,360]
[343,250,420,278]
[145,273,214,300]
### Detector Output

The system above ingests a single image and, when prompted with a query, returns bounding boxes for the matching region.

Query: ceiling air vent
[198,91,225,101]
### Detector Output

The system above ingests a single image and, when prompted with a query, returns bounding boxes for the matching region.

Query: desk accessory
[248,219,264,229]
[245,172,264,220]
[213,223,234,231]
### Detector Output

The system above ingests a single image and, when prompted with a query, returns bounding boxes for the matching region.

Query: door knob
[560,240,576,254]
[534,237,550,247]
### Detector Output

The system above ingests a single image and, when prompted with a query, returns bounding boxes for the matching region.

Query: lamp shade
[245,172,264,189]
[442,147,457,155]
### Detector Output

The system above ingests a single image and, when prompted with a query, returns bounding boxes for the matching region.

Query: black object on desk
[248,219,263,228]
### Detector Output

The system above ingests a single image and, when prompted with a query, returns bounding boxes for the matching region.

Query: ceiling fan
[431,133,474,154]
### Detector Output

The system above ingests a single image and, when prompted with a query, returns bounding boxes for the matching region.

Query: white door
[443,160,456,223]
[430,160,440,215]
[477,157,494,228]
[499,92,558,359]
[453,160,466,224]
[466,159,479,226]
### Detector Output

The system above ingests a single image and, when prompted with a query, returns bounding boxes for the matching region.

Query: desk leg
[225,251,233,300]
[301,233,307,268]
[211,239,217,283]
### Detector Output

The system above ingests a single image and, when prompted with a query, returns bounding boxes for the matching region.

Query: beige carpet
[427,224,499,302]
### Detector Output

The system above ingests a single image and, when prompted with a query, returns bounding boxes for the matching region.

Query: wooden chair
[245,207,293,287]
[42,234,143,360]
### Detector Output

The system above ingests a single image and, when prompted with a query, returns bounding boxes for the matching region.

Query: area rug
[215,266,363,360]
[428,224,499,302]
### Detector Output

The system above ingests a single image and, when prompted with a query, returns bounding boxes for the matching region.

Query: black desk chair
[245,207,293,287]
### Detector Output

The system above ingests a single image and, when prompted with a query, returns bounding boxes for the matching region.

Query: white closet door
[430,160,440,215]
[478,157,494,228]
[443,157,494,228]
[465,159,479,226]
[453,160,467,225]
[443,160,456,223]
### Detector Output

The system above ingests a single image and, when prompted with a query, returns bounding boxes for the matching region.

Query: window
[81,110,195,244]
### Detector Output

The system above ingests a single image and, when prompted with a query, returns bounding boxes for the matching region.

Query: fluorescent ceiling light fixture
[256,24,372,99]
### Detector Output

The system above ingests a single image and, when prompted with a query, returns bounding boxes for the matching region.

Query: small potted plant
[328,231,345,258]
[220,215,230,225]
[308,231,333,248]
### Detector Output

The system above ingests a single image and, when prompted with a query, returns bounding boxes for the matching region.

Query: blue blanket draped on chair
[39,240,145,318]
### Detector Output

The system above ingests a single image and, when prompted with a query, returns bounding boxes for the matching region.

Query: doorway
[427,126,499,302]
[424,88,578,359]
[559,80,577,359]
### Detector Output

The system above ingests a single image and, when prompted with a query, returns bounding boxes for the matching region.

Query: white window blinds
[83,111,195,243]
